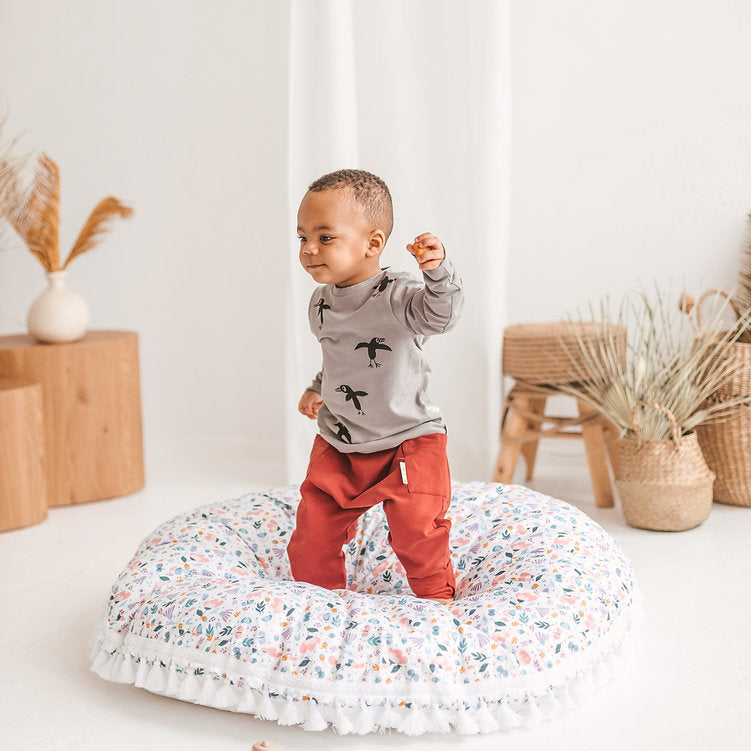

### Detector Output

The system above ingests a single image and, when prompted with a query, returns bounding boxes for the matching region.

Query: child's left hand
[407,233,445,271]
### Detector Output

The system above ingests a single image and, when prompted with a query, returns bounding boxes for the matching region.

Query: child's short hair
[308,169,394,240]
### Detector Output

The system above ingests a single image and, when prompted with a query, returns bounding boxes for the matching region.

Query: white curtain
[286,0,361,483]
[285,0,510,483]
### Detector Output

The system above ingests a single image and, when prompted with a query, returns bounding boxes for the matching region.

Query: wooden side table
[0,331,145,506]
[0,379,47,531]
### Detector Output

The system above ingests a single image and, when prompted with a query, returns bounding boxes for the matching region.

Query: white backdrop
[1,1,750,486]
[0,0,509,484]
[508,0,751,320]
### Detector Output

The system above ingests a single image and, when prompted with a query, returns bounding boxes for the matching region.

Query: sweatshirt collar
[330,269,389,297]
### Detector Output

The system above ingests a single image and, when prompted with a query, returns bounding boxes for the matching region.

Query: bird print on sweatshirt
[334,421,352,444]
[336,385,368,415]
[371,275,395,297]
[314,298,331,328]
[355,337,392,368]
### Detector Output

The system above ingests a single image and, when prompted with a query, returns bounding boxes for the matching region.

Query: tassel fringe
[89,610,640,737]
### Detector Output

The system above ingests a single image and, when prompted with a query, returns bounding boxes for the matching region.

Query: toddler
[287,169,464,602]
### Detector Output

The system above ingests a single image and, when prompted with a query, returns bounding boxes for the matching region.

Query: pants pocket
[400,433,450,497]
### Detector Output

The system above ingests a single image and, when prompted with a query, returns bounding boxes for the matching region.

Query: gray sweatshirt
[307,259,464,453]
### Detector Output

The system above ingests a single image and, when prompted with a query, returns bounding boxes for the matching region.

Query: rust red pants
[287,432,455,600]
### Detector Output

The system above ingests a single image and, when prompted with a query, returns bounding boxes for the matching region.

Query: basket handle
[630,400,681,447]
[679,287,741,332]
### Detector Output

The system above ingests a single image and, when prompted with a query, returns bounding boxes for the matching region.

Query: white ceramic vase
[27,270,90,344]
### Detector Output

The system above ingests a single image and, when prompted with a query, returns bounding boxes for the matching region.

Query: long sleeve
[308,370,322,394]
[391,257,464,336]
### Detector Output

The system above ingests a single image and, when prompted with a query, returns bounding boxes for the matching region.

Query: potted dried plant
[688,217,751,506]
[0,150,132,343]
[554,286,751,531]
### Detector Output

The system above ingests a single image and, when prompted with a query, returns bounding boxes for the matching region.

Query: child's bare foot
[427,597,453,605]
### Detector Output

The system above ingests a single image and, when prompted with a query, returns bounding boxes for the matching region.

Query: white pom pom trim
[89,596,641,737]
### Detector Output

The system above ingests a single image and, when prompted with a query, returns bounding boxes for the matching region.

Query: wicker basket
[502,322,627,384]
[687,289,751,507]
[696,340,751,506]
[615,403,715,531]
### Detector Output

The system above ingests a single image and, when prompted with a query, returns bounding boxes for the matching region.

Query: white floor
[2,441,750,751]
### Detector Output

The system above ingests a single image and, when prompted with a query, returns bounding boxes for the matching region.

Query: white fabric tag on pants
[400,460,408,485]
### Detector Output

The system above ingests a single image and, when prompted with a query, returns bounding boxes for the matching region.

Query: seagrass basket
[502,322,627,384]
[696,340,751,506]
[687,289,751,507]
[615,403,715,531]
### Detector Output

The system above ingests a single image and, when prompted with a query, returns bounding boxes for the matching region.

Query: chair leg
[493,394,532,484]
[602,420,621,478]
[520,396,547,480]
[577,399,615,508]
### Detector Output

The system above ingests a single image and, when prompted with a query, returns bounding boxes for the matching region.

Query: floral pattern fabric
[91,482,639,734]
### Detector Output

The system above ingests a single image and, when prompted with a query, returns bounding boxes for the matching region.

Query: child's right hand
[408,232,445,272]
[299,389,324,420]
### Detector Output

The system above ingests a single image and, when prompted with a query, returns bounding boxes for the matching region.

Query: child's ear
[366,229,386,256]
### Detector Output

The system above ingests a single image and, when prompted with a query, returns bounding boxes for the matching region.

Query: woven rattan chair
[493,322,626,508]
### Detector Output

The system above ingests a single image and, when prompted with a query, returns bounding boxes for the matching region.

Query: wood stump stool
[0,331,144,507]
[493,322,626,508]
[0,379,47,531]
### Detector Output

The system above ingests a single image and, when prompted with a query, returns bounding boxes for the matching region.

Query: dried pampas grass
[63,196,133,270]
[0,149,132,272]
[10,153,61,271]
[0,122,32,247]
[553,284,751,442]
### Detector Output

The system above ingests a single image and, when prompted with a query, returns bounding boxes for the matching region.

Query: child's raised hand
[407,233,445,271]
[299,389,324,420]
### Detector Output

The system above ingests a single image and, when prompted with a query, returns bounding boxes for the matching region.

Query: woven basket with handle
[615,402,715,531]
[690,289,751,507]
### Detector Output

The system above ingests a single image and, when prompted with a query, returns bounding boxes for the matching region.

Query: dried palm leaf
[553,285,751,442]
[738,212,751,343]
[63,197,133,270]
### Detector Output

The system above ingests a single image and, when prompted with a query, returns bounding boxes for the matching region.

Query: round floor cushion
[90,482,640,735]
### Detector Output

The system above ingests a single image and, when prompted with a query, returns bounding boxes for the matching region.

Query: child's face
[297,188,383,287]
